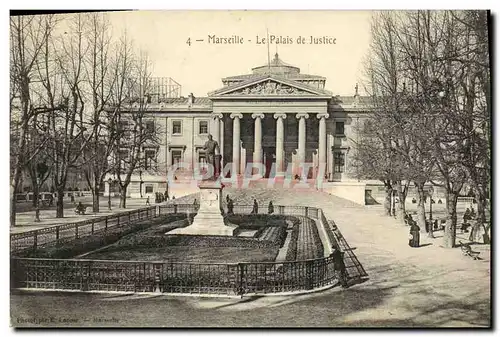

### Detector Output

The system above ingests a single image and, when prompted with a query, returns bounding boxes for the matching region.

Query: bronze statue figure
[203,134,221,180]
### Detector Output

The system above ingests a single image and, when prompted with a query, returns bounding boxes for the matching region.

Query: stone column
[274,113,287,174]
[219,115,224,160]
[212,113,223,145]
[296,113,309,168]
[230,113,243,175]
[317,113,329,174]
[252,113,264,166]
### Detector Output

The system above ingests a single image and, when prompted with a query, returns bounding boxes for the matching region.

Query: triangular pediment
[209,75,331,98]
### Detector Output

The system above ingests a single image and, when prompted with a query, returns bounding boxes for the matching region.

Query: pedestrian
[226,194,230,203]
[409,220,420,247]
[331,248,349,288]
[251,199,258,214]
[146,196,150,206]
[268,201,274,214]
[164,189,169,201]
[227,198,234,215]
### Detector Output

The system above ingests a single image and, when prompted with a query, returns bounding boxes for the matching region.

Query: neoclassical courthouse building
[109,54,375,204]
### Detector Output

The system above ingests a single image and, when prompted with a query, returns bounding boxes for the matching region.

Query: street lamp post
[428,186,434,238]
[108,178,113,210]
[139,170,143,198]
[428,186,434,221]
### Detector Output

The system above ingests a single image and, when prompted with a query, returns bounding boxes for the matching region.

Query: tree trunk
[415,182,427,234]
[474,185,487,224]
[56,189,65,218]
[443,191,458,248]
[10,120,27,227]
[470,184,488,243]
[395,181,406,225]
[384,181,392,216]
[92,174,101,213]
[120,185,127,209]
[30,171,39,208]
[92,189,100,213]
[10,172,21,227]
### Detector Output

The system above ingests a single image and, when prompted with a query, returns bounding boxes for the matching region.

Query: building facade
[108,54,374,203]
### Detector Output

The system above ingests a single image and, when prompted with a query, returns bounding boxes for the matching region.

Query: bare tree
[10,15,58,226]
[80,12,119,213]
[398,10,489,247]
[39,14,93,218]
[359,10,490,247]
[356,12,413,224]
[109,37,160,208]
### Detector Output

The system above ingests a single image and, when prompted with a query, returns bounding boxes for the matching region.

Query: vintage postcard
[9,9,491,328]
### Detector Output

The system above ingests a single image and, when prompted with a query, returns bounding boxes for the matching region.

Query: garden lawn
[86,245,278,263]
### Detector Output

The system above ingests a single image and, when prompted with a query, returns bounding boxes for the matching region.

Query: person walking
[268,201,274,214]
[251,199,259,214]
[227,198,234,215]
[408,218,420,247]
[331,248,349,288]
[146,196,151,206]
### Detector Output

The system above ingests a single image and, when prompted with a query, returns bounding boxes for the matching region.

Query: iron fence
[9,203,366,296]
[10,206,164,253]
[11,204,327,254]
[11,255,337,296]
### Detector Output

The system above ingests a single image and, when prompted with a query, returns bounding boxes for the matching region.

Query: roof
[331,96,372,105]
[251,53,301,75]
[158,97,212,105]
[223,73,326,82]
[209,74,333,97]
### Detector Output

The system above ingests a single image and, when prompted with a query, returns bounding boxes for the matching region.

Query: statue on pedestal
[203,134,221,180]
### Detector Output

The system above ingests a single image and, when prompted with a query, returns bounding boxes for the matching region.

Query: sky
[102,10,373,97]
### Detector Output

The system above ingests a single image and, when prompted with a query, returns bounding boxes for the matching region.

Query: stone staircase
[169,186,364,210]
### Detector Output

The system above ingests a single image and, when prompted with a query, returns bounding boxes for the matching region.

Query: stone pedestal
[169,179,235,236]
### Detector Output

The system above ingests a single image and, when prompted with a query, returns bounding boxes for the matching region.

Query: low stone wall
[322,181,366,205]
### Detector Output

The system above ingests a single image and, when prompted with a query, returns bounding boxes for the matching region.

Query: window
[198,151,206,164]
[145,185,154,194]
[171,150,182,166]
[334,152,345,173]
[335,122,345,135]
[144,148,157,169]
[172,121,182,135]
[145,120,155,134]
[199,120,208,135]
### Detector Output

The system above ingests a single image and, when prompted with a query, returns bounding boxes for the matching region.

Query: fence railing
[10,205,169,254]
[12,204,325,254]
[10,203,365,296]
[11,255,337,296]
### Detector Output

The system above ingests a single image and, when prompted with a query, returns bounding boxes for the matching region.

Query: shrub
[225,214,299,227]
[256,226,287,247]
[285,223,299,261]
